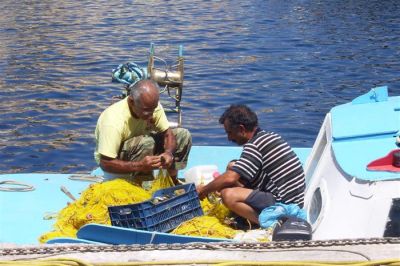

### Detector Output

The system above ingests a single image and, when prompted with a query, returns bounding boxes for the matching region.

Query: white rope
[0,180,35,192]
[68,174,104,183]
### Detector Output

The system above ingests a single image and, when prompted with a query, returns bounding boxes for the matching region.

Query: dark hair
[219,104,258,131]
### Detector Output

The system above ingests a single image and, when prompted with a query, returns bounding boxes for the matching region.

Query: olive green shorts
[118,127,192,171]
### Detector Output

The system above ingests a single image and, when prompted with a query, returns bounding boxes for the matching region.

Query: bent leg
[220,187,259,224]
[171,127,192,170]
[119,135,155,161]
[118,128,191,184]
[152,127,192,177]
[166,128,192,183]
[118,135,156,182]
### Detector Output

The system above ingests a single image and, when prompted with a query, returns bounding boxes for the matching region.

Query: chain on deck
[1,237,399,256]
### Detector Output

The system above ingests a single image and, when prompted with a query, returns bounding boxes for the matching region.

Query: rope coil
[0,180,35,192]
[68,175,104,183]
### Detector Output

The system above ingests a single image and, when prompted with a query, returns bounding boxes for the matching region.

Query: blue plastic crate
[108,183,203,232]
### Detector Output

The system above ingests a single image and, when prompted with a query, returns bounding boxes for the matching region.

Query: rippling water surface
[0,0,399,173]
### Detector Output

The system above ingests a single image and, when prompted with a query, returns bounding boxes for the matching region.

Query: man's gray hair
[129,80,159,106]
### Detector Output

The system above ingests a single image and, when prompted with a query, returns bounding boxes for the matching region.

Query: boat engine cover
[272,216,312,241]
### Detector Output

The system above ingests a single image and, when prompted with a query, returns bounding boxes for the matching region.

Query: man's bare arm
[160,128,177,167]
[197,170,241,199]
[99,155,161,173]
[163,128,176,154]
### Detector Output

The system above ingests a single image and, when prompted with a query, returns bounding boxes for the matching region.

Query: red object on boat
[367,149,400,172]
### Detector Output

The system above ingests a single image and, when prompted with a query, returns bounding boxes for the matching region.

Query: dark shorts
[244,190,275,213]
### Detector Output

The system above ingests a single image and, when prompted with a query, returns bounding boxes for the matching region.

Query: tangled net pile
[170,196,237,239]
[39,171,239,243]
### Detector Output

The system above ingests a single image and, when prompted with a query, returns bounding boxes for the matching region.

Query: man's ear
[127,96,134,106]
[238,124,246,134]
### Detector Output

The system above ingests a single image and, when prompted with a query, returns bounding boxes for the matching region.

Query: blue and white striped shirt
[231,128,305,207]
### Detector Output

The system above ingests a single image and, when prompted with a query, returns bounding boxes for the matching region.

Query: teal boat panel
[330,87,400,181]
[0,146,311,245]
[293,147,312,166]
[0,173,93,244]
[76,223,230,244]
[331,94,399,140]
[332,136,400,181]
[46,237,105,244]
[351,85,388,104]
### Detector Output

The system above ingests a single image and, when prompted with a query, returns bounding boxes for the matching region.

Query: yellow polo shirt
[94,97,169,164]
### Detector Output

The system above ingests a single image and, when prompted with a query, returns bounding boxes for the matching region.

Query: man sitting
[94,80,192,185]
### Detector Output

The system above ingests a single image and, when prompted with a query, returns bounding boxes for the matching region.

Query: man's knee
[173,127,192,146]
[220,187,237,207]
[119,135,155,161]
[167,128,191,170]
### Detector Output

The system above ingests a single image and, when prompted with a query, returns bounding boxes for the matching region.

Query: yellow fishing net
[200,197,231,223]
[171,216,238,239]
[39,170,174,243]
[170,197,239,238]
[39,170,241,243]
[39,177,152,243]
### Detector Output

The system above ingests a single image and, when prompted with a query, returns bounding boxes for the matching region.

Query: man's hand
[196,184,206,200]
[171,176,183,186]
[160,151,174,169]
[141,155,162,171]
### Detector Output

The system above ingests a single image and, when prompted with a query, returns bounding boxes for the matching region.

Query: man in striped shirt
[197,104,305,225]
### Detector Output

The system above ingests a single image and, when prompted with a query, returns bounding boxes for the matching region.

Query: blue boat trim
[331,87,400,181]
[76,223,230,245]
[351,85,388,104]
[331,89,398,140]
[46,237,105,244]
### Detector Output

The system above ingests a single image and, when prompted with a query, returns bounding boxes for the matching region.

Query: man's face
[129,96,157,122]
[223,120,247,145]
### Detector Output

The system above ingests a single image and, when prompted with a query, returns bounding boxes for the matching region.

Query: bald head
[129,80,159,108]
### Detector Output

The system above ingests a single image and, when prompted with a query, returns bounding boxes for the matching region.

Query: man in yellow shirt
[94,80,192,184]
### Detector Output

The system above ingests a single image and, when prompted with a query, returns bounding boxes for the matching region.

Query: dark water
[0,0,399,174]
